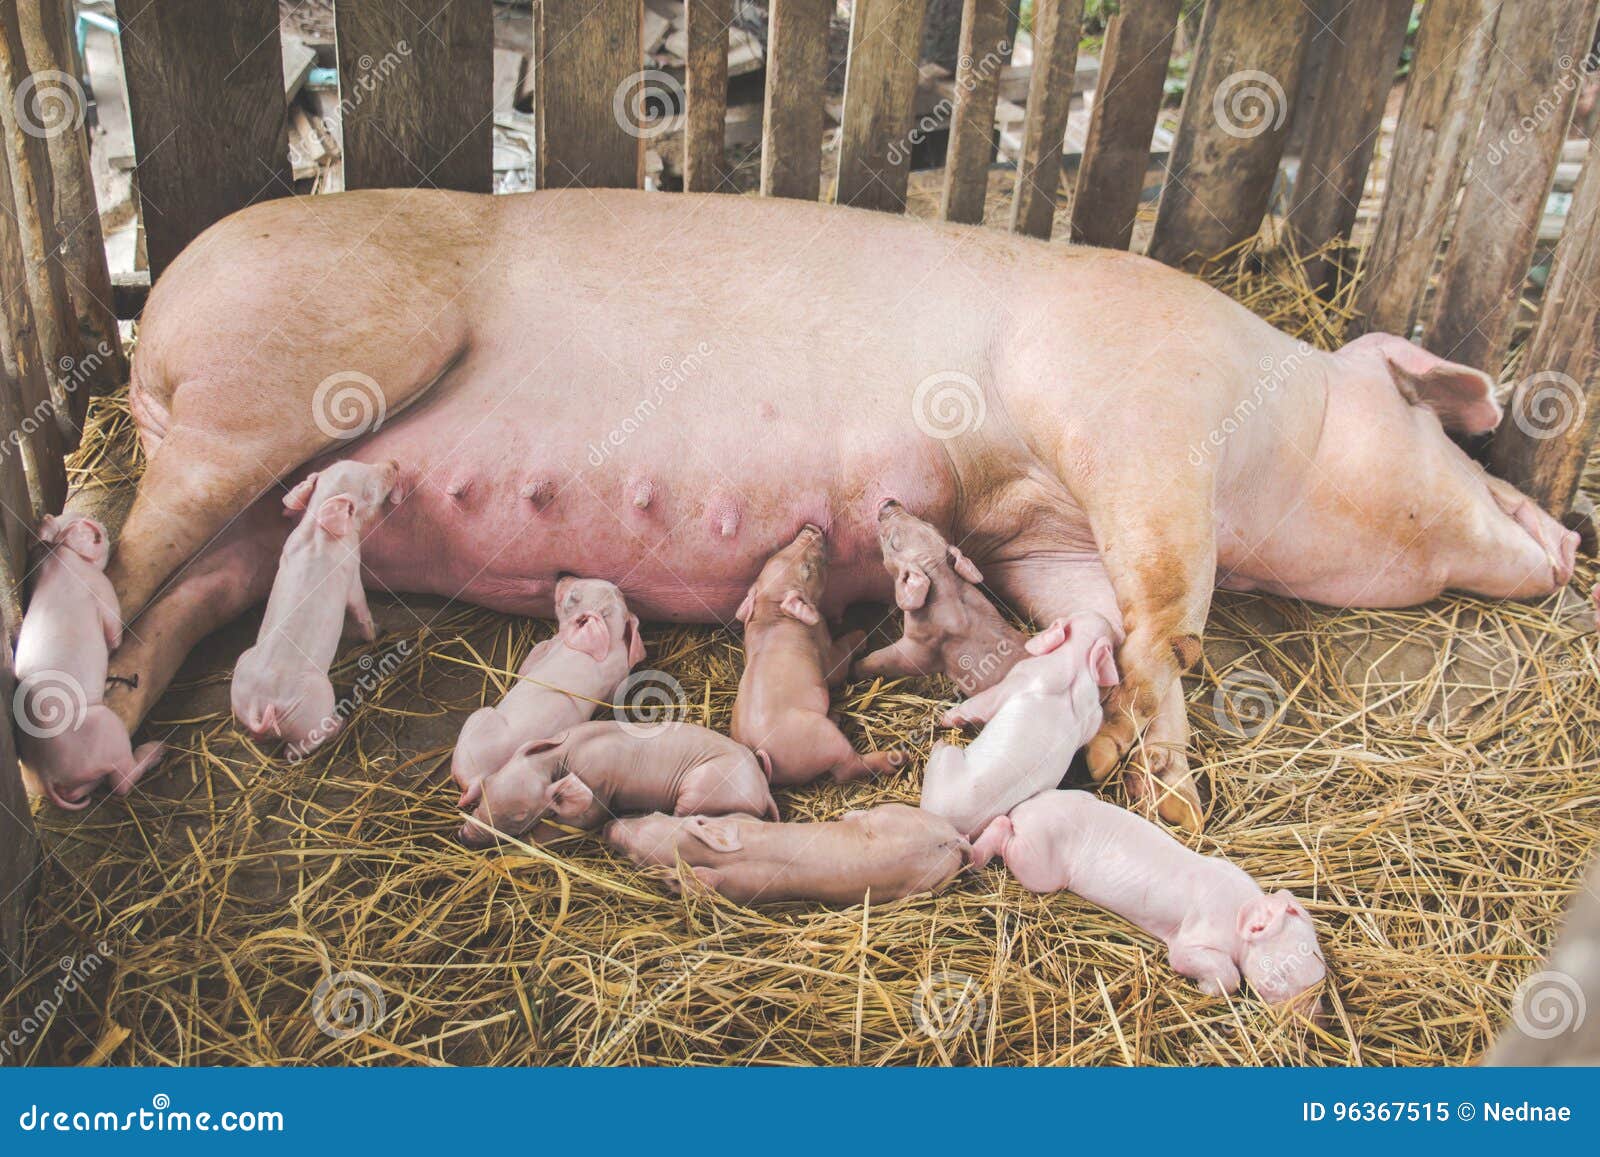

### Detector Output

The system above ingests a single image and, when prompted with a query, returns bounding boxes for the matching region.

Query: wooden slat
[761,0,830,200]
[0,620,41,991]
[1008,0,1083,240]
[684,0,731,192]
[18,0,123,410]
[1069,0,1181,250]
[336,0,494,193]
[118,0,291,278]
[1353,0,1500,340]
[1147,0,1311,268]
[1283,0,1412,290]
[536,0,643,189]
[0,0,85,444]
[940,0,1013,224]
[836,0,932,212]
[1424,0,1599,376]
[1488,142,1600,517]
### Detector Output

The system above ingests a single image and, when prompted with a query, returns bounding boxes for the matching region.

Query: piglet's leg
[824,630,866,688]
[1168,942,1241,997]
[346,567,377,642]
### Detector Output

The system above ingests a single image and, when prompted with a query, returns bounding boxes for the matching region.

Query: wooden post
[1283,0,1412,291]
[1424,0,1599,376]
[836,0,932,212]
[0,621,40,991]
[1069,0,1180,250]
[1147,0,1311,268]
[335,0,494,193]
[1352,0,1501,340]
[760,0,831,201]
[535,0,643,189]
[684,0,731,192]
[118,0,291,279]
[940,0,1013,224]
[1008,0,1083,240]
[1488,145,1600,519]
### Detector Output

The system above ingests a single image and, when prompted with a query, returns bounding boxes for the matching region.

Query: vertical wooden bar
[1353,0,1501,340]
[685,0,731,192]
[1008,0,1084,240]
[835,0,932,212]
[18,0,123,409]
[0,0,85,444]
[0,621,40,991]
[336,0,494,193]
[117,0,291,279]
[1069,0,1181,250]
[535,0,643,189]
[1424,0,1598,376]
[1147,0,1311,268]
[1283,0,1412,289]
[1488,146,1600,518]
[940,0,1013,224]
[760,0,831,200]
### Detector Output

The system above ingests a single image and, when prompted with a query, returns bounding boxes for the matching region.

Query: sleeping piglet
[922,613,1118,839]
[605,803,970,906]
[231,459,398,750]
[13,513,162,807]
[459,719,778,847]
[451,576,644,796]
[973,790,1327,1010]
[853,500,1027,693]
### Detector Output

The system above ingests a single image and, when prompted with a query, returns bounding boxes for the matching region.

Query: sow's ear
[1349,332,1501,435]
[687,815,743,854]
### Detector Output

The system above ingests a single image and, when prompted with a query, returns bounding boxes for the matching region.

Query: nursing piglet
[459,720,777,847]
[973,790,1327,1009]
[14,513,162,806]
[605,804,970,906]
[451,576,644,795]
[731,524,903,785]
[853,500,1027,693]
[231,459,398,750]
[922,613,1118,839]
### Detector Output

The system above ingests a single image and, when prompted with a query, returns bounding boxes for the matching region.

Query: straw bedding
[4,203,1597,1067]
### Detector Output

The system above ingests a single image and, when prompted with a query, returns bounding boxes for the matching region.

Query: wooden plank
[1424,0,1599,376]
[761,0,831,200]
[940,0,1013,224]
[335,0,494,193]
[1069,0,1180,250]
[118,0,291,279]
[1488,142,1600,518]
[0,620,40,992]
[0,0,85,445]
[1009,0,1084,240]
[836,0,932,212]
[536,0,643,189]
[1353,0,1501,340]
[1284,0,1412,291]
[17,0,123,410]
[1147,0,1311,268]
[684,0,731,192]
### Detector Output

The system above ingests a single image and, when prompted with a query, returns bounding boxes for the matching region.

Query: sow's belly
[346,358,960,623]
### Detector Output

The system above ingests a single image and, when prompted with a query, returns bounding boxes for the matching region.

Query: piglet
[13,513,162,807]
[605,803,970,907]
[854,500,1027,693]
[922,613,1118,839]
[731,524,903,785]
[973,790,1327,1010]
[451,576,644,796]
[459,719,778,847]
[231,459,398,751]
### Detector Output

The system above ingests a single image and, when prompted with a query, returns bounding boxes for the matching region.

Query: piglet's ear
[895,564,930,611]
[1350,333,1501,435]
[688,815,743,853]
[1088,636,1118,687]
[548,774,594,819]
[947,545,983,584]
[513,736,564,760]
[564,612,610,664]
[36,514,60,543]
[734,587,756,625]
[780,590,820,626]
[624,614,646,667]
[1236,891,1293,942]
[1025,618,1070,656]
[315,495,355,537]
[283,472,319,512]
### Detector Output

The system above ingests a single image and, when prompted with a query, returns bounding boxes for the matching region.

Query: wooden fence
[2,0,1599,986]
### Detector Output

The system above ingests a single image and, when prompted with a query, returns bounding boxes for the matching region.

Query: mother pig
[38,189,1575,825]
